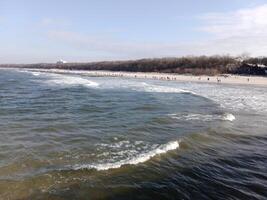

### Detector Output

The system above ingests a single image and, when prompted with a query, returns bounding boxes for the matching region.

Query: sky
[1,0,267,63]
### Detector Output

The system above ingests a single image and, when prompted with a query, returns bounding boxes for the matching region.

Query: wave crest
[223,113,236,121]
[169,113,236,122]
[141,84,196,95]
[73,140,179,171]
[45,74,99,88]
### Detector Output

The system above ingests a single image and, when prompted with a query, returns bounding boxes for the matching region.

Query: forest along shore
[1,56,267,76]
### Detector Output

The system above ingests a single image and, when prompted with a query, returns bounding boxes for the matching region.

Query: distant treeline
[1,56,267,76]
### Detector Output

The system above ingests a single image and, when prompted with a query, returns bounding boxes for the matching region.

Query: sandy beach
[26,68,267,86]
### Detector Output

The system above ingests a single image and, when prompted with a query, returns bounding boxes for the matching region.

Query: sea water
[0,68,267,199]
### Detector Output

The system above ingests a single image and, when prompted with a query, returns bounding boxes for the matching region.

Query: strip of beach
[26,68,267,86]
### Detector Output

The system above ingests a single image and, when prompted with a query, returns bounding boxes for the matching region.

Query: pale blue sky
[1,0,267,63]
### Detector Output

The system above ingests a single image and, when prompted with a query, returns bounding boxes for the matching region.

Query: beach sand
[28,69,267,86]
[2,67,266,86]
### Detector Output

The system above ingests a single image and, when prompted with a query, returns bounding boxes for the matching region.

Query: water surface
[0,69,267,199]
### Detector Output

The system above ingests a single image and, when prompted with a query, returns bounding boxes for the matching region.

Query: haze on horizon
[1,0,267,64]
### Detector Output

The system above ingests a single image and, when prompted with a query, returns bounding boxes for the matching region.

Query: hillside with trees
[1,56,267,76]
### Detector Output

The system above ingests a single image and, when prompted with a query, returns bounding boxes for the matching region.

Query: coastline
[27,68,267,86]
[2,67,267,86]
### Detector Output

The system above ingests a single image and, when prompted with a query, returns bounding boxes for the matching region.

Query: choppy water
[0,68,267,200]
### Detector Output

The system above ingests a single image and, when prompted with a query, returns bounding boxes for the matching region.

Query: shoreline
[84,70,267,86]
[2,67,267,86]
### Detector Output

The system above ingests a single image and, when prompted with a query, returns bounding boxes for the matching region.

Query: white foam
[187,83,267,113]
[133,83,196,95]
[16,68,267,113]
[97,140,131,148]
[73,140,179,171]
[17,69,99,88]
[169,113,214,121]
[31,72,41,76]
[45,74,99,88]
[223,113,236,121]
[169,113,236,122]
[22,69,196,95]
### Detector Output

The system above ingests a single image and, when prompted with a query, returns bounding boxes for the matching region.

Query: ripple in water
[0,68,267,200]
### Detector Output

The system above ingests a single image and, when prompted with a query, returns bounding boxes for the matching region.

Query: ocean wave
[73,140,179,171]
[97,140,133,149]
[24,69,196,95]
[100,80,197,95]
[223,113,236,121]
[44,74,99,88]
[18,69,99,88]
[31,72,41,76]
[18,68,267,113]
[169,113,235,122]
[138,83,196,95]
[187,83,267,113]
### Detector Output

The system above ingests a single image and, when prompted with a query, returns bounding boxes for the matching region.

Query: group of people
[88,71,252,84]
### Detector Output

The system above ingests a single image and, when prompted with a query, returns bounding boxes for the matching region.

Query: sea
[0,68,267,200]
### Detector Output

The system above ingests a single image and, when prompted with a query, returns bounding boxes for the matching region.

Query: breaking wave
[30,72,41,76]
[223,113,236,121]
[169,113,236,122]
[138,83,197,95]
[17,69,99,88]
[23,69,196,95]
[73,140,179,171]
[44,74,99,88]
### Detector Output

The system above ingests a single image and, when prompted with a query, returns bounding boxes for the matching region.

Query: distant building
[258,64,267,68]
[235,57,244,62]
[56,59,67,64]
[247,63,267,68]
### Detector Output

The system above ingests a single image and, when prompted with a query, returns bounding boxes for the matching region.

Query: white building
[56,59,67,64]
